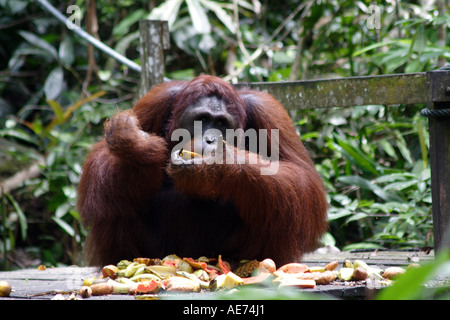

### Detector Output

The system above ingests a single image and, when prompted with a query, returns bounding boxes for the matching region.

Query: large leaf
[18,30,58,60]
[328,208,354,221]
[53,217,78,241]
[5,193,27,241]
[345,212,368,223]
[377,139,398,159]
[44,67,64,101]
[383,180,418,192]
[9,0,28,13]
[375,172,416,183]
[47,100,64,125]
[343,242,381,251]
[392,130,413,165]
[338,175,404,203]
[202,0,236,34]
[149,0,183,29]
[59,36,75,66]
[416,116,428,169]
[404,59,426,73]
[412,24,426,54]
[186,0,211,34]
[338,175,374,190]
[352,40,396,57]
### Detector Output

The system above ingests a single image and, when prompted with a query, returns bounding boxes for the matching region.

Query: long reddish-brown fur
[77,75,328,266]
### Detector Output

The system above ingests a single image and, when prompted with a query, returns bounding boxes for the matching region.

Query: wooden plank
[235,73,428,110]
[426,70,450,252]
[302,250,434,267]
[0,266,99,299]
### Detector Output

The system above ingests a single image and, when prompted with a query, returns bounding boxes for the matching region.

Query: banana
[353,260,370,271]
[125,262,146,278]
[117,260,132,270]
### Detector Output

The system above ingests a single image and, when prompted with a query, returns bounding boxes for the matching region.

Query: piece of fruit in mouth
[179,149,202,160]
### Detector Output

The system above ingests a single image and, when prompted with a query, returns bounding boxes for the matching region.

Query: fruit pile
[78,254,409,298]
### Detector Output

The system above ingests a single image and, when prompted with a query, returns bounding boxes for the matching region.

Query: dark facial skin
[177,96,239,155]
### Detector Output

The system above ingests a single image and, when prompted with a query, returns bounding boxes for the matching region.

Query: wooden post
[426,70,450,251]
[137,20,170,99]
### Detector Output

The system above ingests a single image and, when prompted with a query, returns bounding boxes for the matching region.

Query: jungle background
[0,0,448,270]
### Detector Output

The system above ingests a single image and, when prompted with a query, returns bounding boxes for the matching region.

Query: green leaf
[113,9,146,37]
[149,0,183,29]
[338,175,374,190]
[186,0,211,34]
[320,232,336,247]
[383,180,418,192]
[338,175,404,203]
[272,51,296,64]
[372,189,404,203]
[55,202,71,219]
[412,24,426,54]
[375,172,415,183]
[352,40,396,57]
[113,31,139,56]
[416,117,428,169]
[69,210,81,222]
[47,100,64,124]
[300,132,319,140]
[345,212,368,223]
[168,68,195,80]
[44,67,64,101]
[0,127,38,145]
[328,209,354,221]
[371,202,409,214]
[343,242,381,251]
[59,36,75,66]
[202,0,236,34]
[5,193,27,241]
[52,217,75,237]
[383,53,409,73]
[18,30,57,60]
[377,139,398,159]
[405,59,426,73]
[393,130,413,165]
[8,0,28,14]
[332,136,379,175]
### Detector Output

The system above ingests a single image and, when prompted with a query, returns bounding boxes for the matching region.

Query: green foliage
[296,104,433,250]
[0,0,448,269]
[0,90,117,268]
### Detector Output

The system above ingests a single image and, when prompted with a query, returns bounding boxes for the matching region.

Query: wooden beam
[235,73,428,110]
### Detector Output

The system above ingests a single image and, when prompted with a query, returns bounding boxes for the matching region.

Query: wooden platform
[301,248,435,266]
[0,250,436,300]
